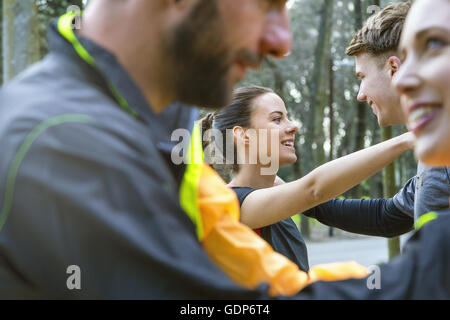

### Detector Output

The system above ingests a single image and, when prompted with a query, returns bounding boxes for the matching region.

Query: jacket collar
[48,16,198,144]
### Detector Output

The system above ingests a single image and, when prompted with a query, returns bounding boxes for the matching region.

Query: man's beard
[167,0,237,109]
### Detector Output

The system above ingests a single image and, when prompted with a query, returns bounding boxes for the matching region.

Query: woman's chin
[416,139,450,167]
[280,155,298,167]
[415,124,450,166]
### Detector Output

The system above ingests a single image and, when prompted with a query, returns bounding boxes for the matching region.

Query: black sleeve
[231,187,257,206]
[295,212,450,299]
[302,198,414,238]
[0,121,259,299]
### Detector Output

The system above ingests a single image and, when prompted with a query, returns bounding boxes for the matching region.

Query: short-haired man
[303,1,450,238]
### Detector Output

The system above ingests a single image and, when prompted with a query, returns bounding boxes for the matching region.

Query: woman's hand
[274,175,286,186]
[401,131,416,151]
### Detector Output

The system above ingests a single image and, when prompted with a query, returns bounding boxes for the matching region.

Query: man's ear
[387,56,402,79]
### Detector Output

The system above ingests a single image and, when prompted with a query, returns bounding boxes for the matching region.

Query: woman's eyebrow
[399,27,448,55]
[269,111,284,116]
[414,27,449,43]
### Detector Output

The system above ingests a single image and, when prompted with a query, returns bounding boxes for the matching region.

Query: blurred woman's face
[393,0,450,166]
[249,92,299,168]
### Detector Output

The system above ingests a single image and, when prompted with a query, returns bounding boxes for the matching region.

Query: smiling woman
[201,85,415,271]
[394,0,450,166]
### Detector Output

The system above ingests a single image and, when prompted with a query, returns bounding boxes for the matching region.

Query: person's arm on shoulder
[240,132,415,229]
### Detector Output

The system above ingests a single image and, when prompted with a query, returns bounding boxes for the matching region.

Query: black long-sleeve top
[302,198,414,238]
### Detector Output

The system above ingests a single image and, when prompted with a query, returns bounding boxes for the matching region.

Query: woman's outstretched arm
[240,132,415,229]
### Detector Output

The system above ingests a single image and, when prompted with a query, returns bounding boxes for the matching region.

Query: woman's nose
[286,120,298,134]
[393,59,421,95]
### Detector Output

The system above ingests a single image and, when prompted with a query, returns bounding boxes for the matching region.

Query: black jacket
[0,20,264,299]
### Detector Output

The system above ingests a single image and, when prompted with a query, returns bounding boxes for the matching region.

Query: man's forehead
[354,53,371,73]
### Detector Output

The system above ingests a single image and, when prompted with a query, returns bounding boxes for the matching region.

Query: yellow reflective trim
[57,13,138,118]
[58,12,95,67]
[415,212,438,230]
[180,123,204,239]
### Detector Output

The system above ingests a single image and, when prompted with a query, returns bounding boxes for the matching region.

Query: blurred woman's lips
[407,102,442,134]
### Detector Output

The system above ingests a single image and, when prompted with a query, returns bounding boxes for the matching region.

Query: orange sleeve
[197,164,369,297]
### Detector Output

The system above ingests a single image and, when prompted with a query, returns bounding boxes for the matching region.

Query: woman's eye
[426,37,446,50]
[273,117,281,123]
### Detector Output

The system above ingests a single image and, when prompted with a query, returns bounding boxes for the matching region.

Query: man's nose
[260,10,292,59]
[357,86,366,102]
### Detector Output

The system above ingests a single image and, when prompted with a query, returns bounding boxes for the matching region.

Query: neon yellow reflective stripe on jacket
[180,122,204,240]
[415,211,438,230]
[58,12,95,67]
[57,12,137,118]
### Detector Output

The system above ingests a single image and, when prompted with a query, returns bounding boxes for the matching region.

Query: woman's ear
[388,56,402,79]
[233,126,249,145]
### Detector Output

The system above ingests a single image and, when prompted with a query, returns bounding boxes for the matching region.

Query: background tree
[2,0,40,82]
[1,0,85,83]
[0,0,3,85]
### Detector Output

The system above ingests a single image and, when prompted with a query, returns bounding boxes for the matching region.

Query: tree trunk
[351,0,367,198]
[368,0,401,259]
[302,0,334,238]
[304,0,334,175]
[328,58,334,163]
[3,0,40,82]
[381,126,401,259]
[0,0,3,85]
